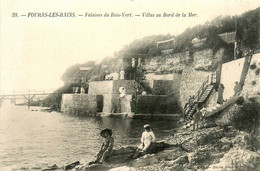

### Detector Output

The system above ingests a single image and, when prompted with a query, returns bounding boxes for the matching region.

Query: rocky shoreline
[39,125,259,171]
[25,97,259,171]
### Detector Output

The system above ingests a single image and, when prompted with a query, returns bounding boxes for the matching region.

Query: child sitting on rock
[93,129,114,164]
[133,124,155,158]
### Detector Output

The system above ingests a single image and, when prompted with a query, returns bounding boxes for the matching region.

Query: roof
[157,38,176,45]
[218,31,236,43]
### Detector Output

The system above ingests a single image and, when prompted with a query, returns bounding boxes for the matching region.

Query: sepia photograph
[0,0,260,170]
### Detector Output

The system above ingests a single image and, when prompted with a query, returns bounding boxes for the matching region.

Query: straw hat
[143,124,150,129]
[100,128,113,136]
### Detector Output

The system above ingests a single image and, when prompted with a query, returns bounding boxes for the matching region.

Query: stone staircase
[182,74,215,129]
[185,84,214,120]
[182,86,214,129]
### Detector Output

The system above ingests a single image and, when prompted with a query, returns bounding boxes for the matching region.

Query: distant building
[161,49,173,55]
[191,31,236,48]
[217,31,236,44]
[191,37,206,47]
[156,38,176,54]
[79,67,93,83]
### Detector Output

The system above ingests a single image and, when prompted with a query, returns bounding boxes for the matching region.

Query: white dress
[140,131,156,151]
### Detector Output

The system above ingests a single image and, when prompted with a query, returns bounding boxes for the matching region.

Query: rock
[109,166,136,171]
[164,155,188,166]
[215,104,242,127]
[232,131,255,150]
[83,164,112,171]
[20,167,30,170]
[169,164,184,171]
[42,164,58,171]
[131,154,159,168]
[158,147,186,161]
[207,148,260,171]
[30,166,41,170]
[196,128,225,146]
[106,146,136,164]
[64,161,80,170]
[107,142,171,165]
[188,150,209,165]
[75,142,171,170]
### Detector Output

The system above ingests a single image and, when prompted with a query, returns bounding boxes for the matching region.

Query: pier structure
[0,89,58,108]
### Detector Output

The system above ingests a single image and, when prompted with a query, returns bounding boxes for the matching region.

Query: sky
[0,0,259,93]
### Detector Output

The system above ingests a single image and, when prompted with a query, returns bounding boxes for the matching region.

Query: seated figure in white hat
[133,124,155,158]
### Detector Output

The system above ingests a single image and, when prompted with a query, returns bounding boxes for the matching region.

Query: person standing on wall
[233,81,242,96]
[80,86,85,94]
[217,84,225,105]
[120,68,125,80]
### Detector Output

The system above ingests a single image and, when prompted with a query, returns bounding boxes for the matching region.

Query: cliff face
[140,48,227,107]
[193,48,225,71]
[142,51,188,74]
[142,48,225,74]
[242,53,260,99]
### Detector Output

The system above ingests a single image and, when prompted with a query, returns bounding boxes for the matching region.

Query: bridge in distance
[0,89,60,108]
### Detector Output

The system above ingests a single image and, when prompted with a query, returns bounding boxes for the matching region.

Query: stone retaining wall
[61,94,98,115]
[136,95,181,114]
[88,80,136,95]
[88,81,113,95]
[103,94,132,113]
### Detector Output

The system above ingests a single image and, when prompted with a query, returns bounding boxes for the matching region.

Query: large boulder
[157,147,186,161]
[76,142,172,170]
[109,166,136,171]
[232,131,260,150]
[131,154,159,167]
[164,155,188,166]
[206,148,260,171]
[107,146,136,164]
[215,103,242,127]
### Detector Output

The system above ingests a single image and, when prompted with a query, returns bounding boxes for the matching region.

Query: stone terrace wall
[241,53,260,98]
[145,73,173,80]
[61,94,97,115]
[88,81,113,95]
[136,95,181,114]
[180,66,212,108]
[152,80,174,95]
[103,94,132,113]
[140,74,181,96]
[112,80,136,95]
[88,80,136,95]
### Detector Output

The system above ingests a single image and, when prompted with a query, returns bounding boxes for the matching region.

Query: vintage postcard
[0,0,260,170]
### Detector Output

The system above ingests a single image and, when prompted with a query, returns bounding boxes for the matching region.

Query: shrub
[232,100,260,133]
[251,81,256,86]
[250,64,257,70]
